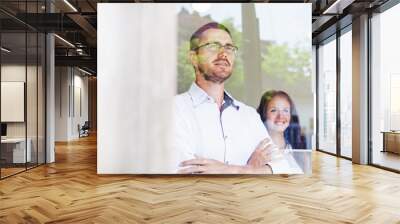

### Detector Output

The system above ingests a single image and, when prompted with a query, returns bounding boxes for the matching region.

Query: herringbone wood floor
[1,134,400,224]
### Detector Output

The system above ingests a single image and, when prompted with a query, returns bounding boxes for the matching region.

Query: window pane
[27,31,38,169]
[38,32,46,165]
[371,4,400,171]
[318,38,337,154]
[1,31,27,178]
[340,29,352,158]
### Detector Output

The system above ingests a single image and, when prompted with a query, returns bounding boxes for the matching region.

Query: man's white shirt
[173,83,295,174]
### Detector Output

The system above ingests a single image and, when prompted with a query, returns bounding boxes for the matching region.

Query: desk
[1,138,31,163]
[381,131,400,154]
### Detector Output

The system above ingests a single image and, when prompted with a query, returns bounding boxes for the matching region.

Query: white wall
[55,67,89,141]
[55,67,69,141]
[97,4,176,174]
[73,73,89,136]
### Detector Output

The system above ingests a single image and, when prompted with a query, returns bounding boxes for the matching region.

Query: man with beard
[174,22,290,174]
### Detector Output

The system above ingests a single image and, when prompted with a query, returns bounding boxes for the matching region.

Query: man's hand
[178,157,273,174]
[247,138,281,168]
[178,158,241,174]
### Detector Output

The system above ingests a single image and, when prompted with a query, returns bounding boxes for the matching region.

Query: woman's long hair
[256,90,305,149]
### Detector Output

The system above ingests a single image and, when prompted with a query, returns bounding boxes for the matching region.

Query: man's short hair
[190,22,232,51]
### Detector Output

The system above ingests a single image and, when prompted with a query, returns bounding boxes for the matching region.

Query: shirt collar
[188,82,240,110]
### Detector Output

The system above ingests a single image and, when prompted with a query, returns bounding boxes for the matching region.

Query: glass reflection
[1,31,27,177]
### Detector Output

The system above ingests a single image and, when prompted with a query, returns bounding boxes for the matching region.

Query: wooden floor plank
[0,134,400,223]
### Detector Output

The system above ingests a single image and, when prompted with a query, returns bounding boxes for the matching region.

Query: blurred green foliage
[261,43,312,89]
[177,18,311,96]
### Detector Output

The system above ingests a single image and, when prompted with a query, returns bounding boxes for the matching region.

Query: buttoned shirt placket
[219,93,239,164]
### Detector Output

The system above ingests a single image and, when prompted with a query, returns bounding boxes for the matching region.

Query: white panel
[46,13,56,163]
[1,82,25,122]
[74,86,81,137]
[97,4,176,174]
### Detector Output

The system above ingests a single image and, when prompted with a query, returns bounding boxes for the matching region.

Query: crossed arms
[177,138,280,174]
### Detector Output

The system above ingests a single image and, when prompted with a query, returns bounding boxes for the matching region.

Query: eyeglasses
[193,42,238,55]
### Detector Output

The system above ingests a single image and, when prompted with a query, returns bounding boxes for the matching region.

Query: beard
[198,64,232,84]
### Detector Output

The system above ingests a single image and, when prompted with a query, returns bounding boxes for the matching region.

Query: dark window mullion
[25,0,28,171]
[367,11,373,165]
[336,29,341,157]
[36,0,39,167]
[0,27,2,179]
[316,45,319,150]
